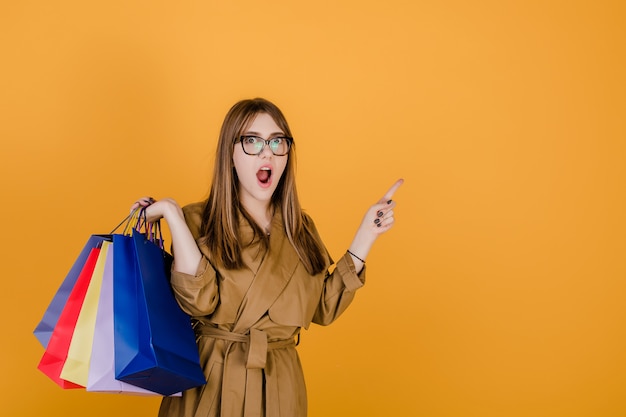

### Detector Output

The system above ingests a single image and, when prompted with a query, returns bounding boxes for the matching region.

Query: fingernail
[376,223,382,227]
[377,211,383,217]
[374,218,380,224]
[387,200,392,204]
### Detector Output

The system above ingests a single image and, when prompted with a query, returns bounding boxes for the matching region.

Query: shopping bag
[60,241,110,386]
[87,240,175,396]
[37,247,102,389]
[33,235,110,348]
[113,227,206,396]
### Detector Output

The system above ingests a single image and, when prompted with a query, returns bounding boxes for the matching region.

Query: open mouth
[256,167,272,185]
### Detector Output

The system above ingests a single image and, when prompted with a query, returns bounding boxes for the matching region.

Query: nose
[259,142,274,157]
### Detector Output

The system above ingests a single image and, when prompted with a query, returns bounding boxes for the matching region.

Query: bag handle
[130,207,167,249]
[144,210,165,250]
[110,208,141,235]
[151,218,166,250]
[110,207,166,249]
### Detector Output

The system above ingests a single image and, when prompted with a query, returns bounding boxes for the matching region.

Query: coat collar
[232,210,300,333]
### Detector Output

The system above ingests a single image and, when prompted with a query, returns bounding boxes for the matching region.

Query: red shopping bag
[37,247,101,389]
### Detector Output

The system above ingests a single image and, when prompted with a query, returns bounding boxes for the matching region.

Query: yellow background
[1,1,625,416]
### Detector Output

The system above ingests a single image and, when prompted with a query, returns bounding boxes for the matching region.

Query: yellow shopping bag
[60,241,111,386]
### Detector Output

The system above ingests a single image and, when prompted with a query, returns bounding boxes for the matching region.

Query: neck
[240,198,273,233]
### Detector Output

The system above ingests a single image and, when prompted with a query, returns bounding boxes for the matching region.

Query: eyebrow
[243,131,286,137]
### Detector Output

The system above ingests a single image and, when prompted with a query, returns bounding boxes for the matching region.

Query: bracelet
[347,249,366,263]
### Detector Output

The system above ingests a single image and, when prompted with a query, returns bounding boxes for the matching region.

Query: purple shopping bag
[34,235,110,348]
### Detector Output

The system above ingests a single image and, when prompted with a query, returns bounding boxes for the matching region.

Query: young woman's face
[233,112,289,210]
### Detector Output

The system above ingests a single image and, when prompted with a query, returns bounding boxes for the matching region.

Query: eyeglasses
[237,136,292,156]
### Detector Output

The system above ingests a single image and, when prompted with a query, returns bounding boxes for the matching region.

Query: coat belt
[192,321,296,417]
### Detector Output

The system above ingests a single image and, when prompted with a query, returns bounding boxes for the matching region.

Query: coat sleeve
[311,253,366,325]
[169,201,220,317]
[306,215,366,326]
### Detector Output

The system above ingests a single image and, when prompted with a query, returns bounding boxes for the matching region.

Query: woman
[133,98,403,417]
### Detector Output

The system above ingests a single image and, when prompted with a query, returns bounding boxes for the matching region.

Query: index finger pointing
[382,178,404,201]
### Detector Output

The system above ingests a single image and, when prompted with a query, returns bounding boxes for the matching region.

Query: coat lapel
[233,213,299,333]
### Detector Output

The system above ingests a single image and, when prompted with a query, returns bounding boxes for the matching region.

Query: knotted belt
[193,321,296,417]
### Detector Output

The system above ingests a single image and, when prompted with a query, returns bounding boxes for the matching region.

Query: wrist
[348,239,374,264]
[347,249,366,263]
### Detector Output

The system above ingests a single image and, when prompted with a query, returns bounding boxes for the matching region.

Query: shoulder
[300,211,332,268]
[182,200,206,218]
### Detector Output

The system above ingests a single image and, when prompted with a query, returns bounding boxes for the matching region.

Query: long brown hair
[199,98,326,275]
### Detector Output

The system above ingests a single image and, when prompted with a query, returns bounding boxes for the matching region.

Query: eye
[243,136,259,145]
[270,138,285,151]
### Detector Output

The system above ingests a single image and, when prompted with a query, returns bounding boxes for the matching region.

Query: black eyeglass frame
[237,135,293,156]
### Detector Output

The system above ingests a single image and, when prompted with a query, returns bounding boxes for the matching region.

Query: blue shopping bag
[87,239,179,396]
[113,228,206,396]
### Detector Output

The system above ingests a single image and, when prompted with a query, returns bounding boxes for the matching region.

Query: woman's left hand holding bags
[130,197,202,277]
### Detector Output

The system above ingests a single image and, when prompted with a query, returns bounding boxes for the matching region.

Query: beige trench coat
[158,202,365,417]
